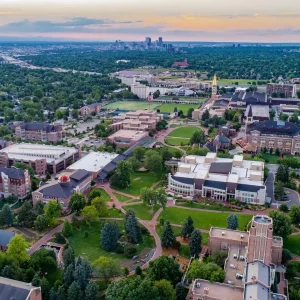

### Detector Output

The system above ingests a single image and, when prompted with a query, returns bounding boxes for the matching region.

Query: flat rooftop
[109,130,147,141]
[67,152,118,173]
[253,215,272,224]
[192,279,244,300]
[210,228,249,243]
[245,261,270,286]
[0,143,78,164]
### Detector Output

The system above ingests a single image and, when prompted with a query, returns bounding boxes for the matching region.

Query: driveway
[282,188,300,208]
[265,171,275,203]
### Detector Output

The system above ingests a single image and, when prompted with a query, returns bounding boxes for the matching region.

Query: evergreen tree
[1,204,13,226]
[56,285,66,300]
[68,281,81,300]
[124,209,142,244]
[81,259,92,281]
[74,263,88,290]
[40,277,50,300]
[49,288,57,300]
[63,263,74,286]
[175,282,188,300]
[62,220,72,237]
[189,229,202,258]
[227,214,239,230]
[181,216,194,239]
[85,281,99,300]
[161,221,176,249]
[276,165,289,183]
[101,222,120,251]
[32,273,41,286]
[62,247,75,268]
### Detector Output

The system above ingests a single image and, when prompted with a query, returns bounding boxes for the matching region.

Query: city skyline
[0,0,300,42]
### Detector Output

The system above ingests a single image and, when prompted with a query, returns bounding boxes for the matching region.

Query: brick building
[107,130,148,148]
[246,121,300,155]
[15,122,64,142]
[267,83,296,98]
[80,103,101,116]
[0,167,31,199]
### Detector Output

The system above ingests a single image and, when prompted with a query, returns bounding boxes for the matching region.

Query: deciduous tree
[91,197,108,216]
[69,194,86,213]
[92,256,122,282]
[154,279,176,300]
[289,205,300,225]
[62,220,72,237]
[34,215,48,232]
[81,205,98,223]
[269,210,292,238]
[6,235,30,264]
[44,200,62,221]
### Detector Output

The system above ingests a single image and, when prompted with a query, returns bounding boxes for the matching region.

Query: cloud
[0,17,143,33]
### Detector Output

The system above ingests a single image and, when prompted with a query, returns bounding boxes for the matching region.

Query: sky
[1,0,300,42]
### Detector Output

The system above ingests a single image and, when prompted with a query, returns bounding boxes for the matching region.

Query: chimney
[204,287,209,295]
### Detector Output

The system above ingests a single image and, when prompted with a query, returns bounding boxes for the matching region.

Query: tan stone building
[107,130,148,148]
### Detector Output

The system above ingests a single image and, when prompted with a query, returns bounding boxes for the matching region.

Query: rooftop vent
[240,235,244,239]
[222,232,225,236]
[204,287,209,295]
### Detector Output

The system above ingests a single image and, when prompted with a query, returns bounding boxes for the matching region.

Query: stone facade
[80,103,101,116]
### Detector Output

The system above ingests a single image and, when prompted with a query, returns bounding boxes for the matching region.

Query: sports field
[158,103,199,114]
[103,101,160,110]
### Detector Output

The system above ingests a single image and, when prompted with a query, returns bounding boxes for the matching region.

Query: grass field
[123,203,161,220]
[176,201,234,212]
[113,171,161,196]
[102,208,124,218]
[284,235,300,255]
[159,207,252,230]
[98,188,113,202]
[168,127,201,138]
[104,101,160,110]
[156,143,183,155]
[158,103,199,114]
[113,193,132,202]
[165,137,190,146]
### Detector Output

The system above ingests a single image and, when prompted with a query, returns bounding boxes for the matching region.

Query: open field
[165,137,190,146]
[123,203,161,220]
[103,101,160,110]
[98,188,113,201]
[159,96,205,102]
[158,103,199,114]
[168,126,201,138]
[113,171,161,196]
[113,193,132,202]
[284,235,300,255]
[159,207,252,230]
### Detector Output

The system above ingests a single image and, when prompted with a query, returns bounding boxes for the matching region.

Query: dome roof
[59,174,70,183]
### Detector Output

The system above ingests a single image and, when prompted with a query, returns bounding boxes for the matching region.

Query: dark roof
[214,135,230,144]
[69,169,90,182]
[213,99,229,107]
[0,230,15,247]
[220,93,233,99]
[209,162,232,174]
[0,283,31,300]
[85,103,101,109]
[19,122,61,132]
[0,167,26,179]
[246,121,300,136]
[204,141,216,152]
[237,184,263,192]
[172,176,194,185]
[248,105,253,117]
[203,180,226,190]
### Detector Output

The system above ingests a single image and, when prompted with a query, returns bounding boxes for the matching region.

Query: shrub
[84,231,89,238]
[124,245,137,258]
[54,232,66,244]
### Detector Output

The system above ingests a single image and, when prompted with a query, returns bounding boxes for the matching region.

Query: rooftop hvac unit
[240,235,244,239]
[204,287,209,295]
[222,232,225,236]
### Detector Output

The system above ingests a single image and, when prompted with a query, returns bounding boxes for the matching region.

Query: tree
[189,229,202,258]
[148,256,182,286]
[87,188,102,202]
[275,147,280,156]
[127,156,141,171]
[279,204,289,212]
[40,277,50,300]
[0,204,13,226]
[106,277,160,300]
[17,201,37,228]
[276,165,289,183]
[55,110,64,120]
[154,279,176,300]
[187,108,194,118]
[140,187,167,215]
[144,151,163,173]
[62,247,75,269]
[161,221,176,249]
[69,193,86,213]
[175,282,188,300]
[227,214,239,230]
[81,205,98,223]
[133,146,146,161]
[201,109,210,121]
[161,147,173,162]
[50,288,57,300]
[34,215,48,231]
[91,197,108,216]
[101,221,120,251]
[270,109,275,120]
[92,256,122,282]
[281,248,293,265]
[275,182,285,201]
[71,109,79,119]
[44,200,62,221]
[289,205,300,225]
[174,150,183,159]
[6,235,30,264]
[31,248,57,272]
[110,161,132,189]
[181,216,194,239]
[124,209,142,244]
[74,263,88,290]
[209,250,228,267]
[62,220,72,237]
[269,210,292,238]
[64,263,75,286]
[190,130,205,146]
[68,281,81,300]
[32,273,41,287]
[85,281,99,300]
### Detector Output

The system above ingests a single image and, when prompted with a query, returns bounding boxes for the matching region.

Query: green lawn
[123,203,161,220]
[158,103,199,114]
[168,126,201,138]
[159,207,252,230]
[159,96,205,102]
[165,137,190,146]
[113,171,162,196]
[102,208,124,218]
[113,193,133,202]
[259,154,280,164]
[284,235,300,255]
[103,101,160,110]
[156,143,183,156]
[98,188,113,202]
[176,201,234,212]
[68,221,154,264]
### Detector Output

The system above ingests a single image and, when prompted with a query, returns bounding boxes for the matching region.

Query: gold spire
[212,74,217,86]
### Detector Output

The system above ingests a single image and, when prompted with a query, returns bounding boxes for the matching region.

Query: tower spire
[212,74,217,86]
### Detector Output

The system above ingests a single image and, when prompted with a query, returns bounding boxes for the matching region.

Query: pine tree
[85,281,99,300]
[124,209,142,244]
[101,222,119,251]
[62,247,75,268]
[32,273,41,286]
[189,229,202,258]
[227,214,239,230]
[62,220,72,237]
[181,220,189,239]
[49,288,57,300]
[1,204,13,226]
[74,264,88,290]
[187,216,194,236]
[40,277,50,300]
[56,285,66,300]
[68,282,81,300]
[161,221,176,249]
[63,263,74,286]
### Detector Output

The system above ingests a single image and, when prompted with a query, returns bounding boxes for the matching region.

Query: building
[107,130,148,148]
[245,104,270,124]
[67,152,118,179]
[15,122,64,142]
[0,143,80,175]
[110,110,163,132]
[192,109,201,120]
[168,152,266,205]
[211,74,218,100]
[0,276,42,300]
[267,83,296,98]
[246,121,300,155]
[0,230,15,251]
[32,170,91,208]
[0,167,31,199]
[188,215,285,300]
[145,37,151,46]
[80,103,102,116]
[213,135,231,150]
[172,58,189,68]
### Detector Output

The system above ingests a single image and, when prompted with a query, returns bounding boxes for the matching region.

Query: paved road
[265,172,275,203]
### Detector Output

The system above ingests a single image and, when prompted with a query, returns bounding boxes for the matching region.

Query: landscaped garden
[159,207,252,230]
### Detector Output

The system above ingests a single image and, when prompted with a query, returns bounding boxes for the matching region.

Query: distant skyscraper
[145,37,151,46]
[158,37,163,46]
